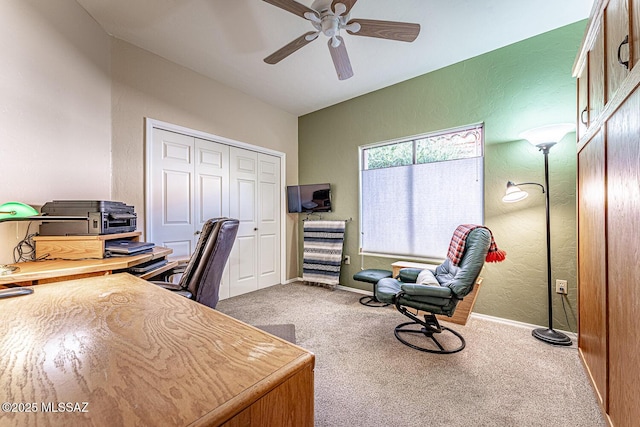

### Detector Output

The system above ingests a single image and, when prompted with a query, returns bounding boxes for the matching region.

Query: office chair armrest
[150,281,183,291]
[150,281,193,299]
[400,283,453,299]
[397,268,423,282]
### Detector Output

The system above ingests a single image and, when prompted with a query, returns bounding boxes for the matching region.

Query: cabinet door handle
[618,35,629,70]
[195,230,201,235]
[580,107,588,125]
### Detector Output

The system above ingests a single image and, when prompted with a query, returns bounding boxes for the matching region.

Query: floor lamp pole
[532,143,572,346]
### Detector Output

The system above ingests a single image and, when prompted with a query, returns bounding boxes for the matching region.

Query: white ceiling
[75,0,594,116]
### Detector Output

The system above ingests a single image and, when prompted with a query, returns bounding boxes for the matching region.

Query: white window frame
[358,123,485,262]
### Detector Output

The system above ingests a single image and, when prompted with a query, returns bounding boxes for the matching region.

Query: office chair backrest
[177,218,225,292]
[434,228,491,298]
[187,218,239,309]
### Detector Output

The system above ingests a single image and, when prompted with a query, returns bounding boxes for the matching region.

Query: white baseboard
[286,277,372,295]
[470,312,577,342]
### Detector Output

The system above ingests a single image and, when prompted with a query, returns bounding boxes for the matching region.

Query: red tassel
[485,249,506,263]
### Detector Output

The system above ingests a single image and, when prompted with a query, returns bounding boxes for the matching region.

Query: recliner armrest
[400,283,453,299]
[398,268,423,282]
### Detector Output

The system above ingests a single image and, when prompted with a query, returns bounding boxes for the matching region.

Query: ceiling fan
[262,0,421,80]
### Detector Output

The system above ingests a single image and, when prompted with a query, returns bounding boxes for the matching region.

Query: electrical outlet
[344,255,351,265]
[556,279,568,295]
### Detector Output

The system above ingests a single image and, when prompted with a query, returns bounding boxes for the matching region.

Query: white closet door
[195,138,231,299]
[229,147,258,296]
[147,123,283,298]
[149,128,195,260]
[258,154,281,288]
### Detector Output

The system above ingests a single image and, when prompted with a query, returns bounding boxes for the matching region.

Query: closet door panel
[606,87,640,426]
[195,139,229,227]
[195,138,231,299]
[150,129,195,260]
[577,130,607,408]
[258,154,281,288]
[230,147,258,296]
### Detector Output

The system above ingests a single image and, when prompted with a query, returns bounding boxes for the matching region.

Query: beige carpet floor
[216,282,605,427]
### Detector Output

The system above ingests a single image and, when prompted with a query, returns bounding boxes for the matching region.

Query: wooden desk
[0,274,315,426]
[0,247,175,288]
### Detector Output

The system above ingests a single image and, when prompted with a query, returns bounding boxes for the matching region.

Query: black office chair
[375,226,498,354]
[151,217,239,309]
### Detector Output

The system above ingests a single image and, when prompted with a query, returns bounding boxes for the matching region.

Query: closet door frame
[144,118,287,287]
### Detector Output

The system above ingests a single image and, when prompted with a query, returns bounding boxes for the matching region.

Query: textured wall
[110,40,300,280]
[0,0,111,264]
[298,21,586,329]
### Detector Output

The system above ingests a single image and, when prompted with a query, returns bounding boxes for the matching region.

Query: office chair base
[394,321,466,354]
[359,295,390,307]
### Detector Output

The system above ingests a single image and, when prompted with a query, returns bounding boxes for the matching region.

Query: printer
[39,200,137,235]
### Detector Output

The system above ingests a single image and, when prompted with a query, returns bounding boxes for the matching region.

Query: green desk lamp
[0,201,39,275]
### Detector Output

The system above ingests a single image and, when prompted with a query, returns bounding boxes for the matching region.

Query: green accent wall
[297,21,587,330]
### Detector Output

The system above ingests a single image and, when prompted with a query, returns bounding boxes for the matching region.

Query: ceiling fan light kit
[263,0,420,80]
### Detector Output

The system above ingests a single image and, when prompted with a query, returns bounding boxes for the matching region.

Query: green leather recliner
[375,228,491,353]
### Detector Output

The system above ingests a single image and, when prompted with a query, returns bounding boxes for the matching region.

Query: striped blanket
[302,220,345,286]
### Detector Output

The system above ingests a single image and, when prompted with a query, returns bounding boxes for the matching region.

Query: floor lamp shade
[519,123,574,147]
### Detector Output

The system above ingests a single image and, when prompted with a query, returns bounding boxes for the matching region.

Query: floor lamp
[503,123,574,346]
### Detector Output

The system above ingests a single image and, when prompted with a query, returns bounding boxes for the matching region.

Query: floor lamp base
[532,328,572,346]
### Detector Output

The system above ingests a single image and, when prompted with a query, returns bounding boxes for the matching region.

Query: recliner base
[394,302,466,354]
[394,321,466,354]
[359,295,390,307]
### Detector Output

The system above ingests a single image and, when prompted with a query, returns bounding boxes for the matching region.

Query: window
[359,123,484,260]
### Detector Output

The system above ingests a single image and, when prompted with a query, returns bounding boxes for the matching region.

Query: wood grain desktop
[0,247,175,288]
[0,274,314,426]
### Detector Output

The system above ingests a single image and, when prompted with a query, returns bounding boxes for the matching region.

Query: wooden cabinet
[577,64,589,139]
[634,0,640,68]
[574,16,605,139]
[575,1,640,425]
[605,0,630,101]
[577,130,607,409]
[590,23,606,121]
[605,89,640,427]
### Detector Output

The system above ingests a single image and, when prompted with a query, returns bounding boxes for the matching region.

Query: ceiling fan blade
[264,32,318,64]
[332,0,358,15]
[346,19,420,42]
[263,0,318,19]
[328,36,354,80]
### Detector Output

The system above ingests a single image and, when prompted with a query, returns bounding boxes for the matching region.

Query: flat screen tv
[287,183,332,213]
